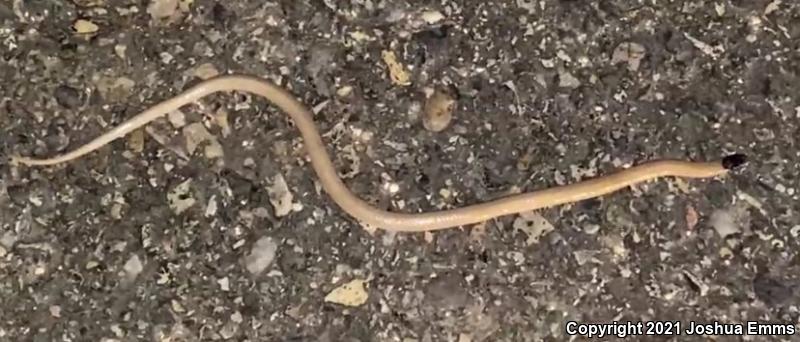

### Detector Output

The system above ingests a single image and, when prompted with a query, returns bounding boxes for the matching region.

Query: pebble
[167,179,196,215]
[382,50,411,86]
[73,19,99,34]
[205,196,218,217]
[127,129,144,153]
[49,305,61,318]
[147,0,179,20]
[611,42,646,71]
[266,173,295,217]
[513,211,555,245]
[122,254,143,281]
[336,85,353,97]
[420,10,445,24]
[244,237,278,275]
[582,224,600,235]
[230,311,243,323]
[219,321,237,339]
[190,63,220,80]
[422,87,456,132]
[789,225,800,238]
[54,85,82,109]
[114,44,126,59]
[168,110,186,128]
[507,251,525,265]
[558,67,581,88]
[217,277,230,291]
[710,209,741,238]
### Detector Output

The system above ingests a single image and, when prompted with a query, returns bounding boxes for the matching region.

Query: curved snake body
[11,75,747,232]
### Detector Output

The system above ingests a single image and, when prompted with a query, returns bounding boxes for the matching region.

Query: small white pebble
[710,209,740,238]
[159,52,173,64]
[49,305,61,318]
[583,224,600,235]
[555,143,567,155]
[110,325,124,338]
[749,15,763,28]
[789,225,800,238]
[112,241,127,252]
[714,2,725,16]
[382,231,396,246]
[171,300,185,313]
[114,44,127,59]
[360,130,374,142]
[28,195,43,207]
[167,110,186,128]
[205,196,218,217]
[230,311,243,323]
[337,86,353,97]
[232,239,246,250]
[556,50,572,62]
[244,237,278,275]
[219,322,237,340]
[420,10,445,24]
[558,69,581,88]
[123,254,143,279]
[507,251,525,265]
[217,277,230,291]
[156,272,169,285]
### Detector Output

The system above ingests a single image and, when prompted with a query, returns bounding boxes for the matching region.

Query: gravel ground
[1,0,799,341]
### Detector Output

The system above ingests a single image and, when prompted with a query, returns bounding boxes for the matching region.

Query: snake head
[722,153,747,170]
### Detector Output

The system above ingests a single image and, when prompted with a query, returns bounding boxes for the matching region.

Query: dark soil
[1,0,799,341]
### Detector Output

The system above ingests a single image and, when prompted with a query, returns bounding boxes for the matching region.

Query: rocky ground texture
[1,0,799,341]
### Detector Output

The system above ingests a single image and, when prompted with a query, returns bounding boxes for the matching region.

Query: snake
[10,74,747,232]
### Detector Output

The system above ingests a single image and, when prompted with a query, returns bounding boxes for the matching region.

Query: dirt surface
[1,0,799,341]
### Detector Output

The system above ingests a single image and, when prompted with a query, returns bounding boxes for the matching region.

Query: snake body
[11,74,746,232]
